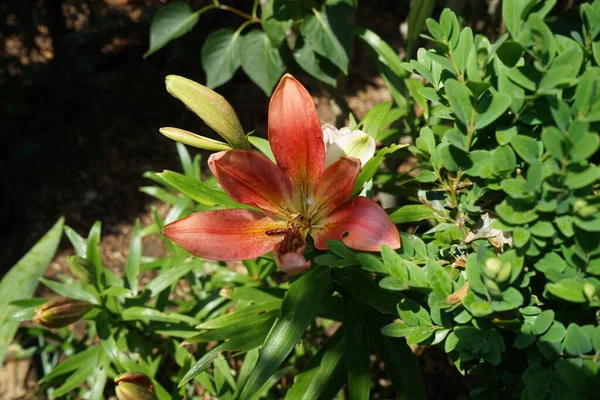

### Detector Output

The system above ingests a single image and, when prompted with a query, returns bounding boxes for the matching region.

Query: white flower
[321,124,376,168]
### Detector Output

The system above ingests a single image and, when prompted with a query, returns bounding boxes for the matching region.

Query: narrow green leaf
[248,136,276,162]
[39,278,99,304]
[344,298,370,400]
[406,0,435,57]
[125,219,142,296]
[368,312,426,400]
[156,170,246,208]
[285,328,346,400]
[240,266,331,400]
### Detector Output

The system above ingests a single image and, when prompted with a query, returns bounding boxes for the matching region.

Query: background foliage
[1,0,599,399]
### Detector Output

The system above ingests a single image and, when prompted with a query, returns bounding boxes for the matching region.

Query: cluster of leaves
[145,0,359,95]
[336,1,599,399]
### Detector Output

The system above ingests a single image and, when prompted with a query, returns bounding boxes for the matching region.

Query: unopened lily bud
[322,125,376,168]
[483,258,502,279]
[160,127,232,151]
[34,297,93,328]
[165,75,248,149]
[66,255,95,284]
[115,372,157,400]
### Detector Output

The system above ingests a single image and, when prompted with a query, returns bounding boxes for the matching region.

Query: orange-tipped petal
[209,150,295,216]
[163,210,287,261]
[311,157,361,218]
[268,74,325,195]
[311,197,400,251]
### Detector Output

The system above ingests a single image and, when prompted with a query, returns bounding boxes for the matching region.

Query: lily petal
[311,197,400,251]
[325,129,376,168]
[311,157,361,219]
[163,209,287,261]
[268,74,325,196]
[209,150,295,216]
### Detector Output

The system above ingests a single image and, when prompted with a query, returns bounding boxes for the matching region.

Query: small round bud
[483,258,502,279]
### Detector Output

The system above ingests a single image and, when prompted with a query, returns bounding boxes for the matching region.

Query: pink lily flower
[163,74,400,275]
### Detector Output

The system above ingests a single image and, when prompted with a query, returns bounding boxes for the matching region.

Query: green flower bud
[66,255,95,284]
[483,276,502,296]
[34,297,93,328]
[495,262,513,284]
[115,372,157,400]
[583,282,597,302]
[165,75,248,149]
[159,127,232,151]
[483,258,502,279]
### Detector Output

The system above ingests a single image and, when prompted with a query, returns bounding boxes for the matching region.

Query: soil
[0,0,472,398]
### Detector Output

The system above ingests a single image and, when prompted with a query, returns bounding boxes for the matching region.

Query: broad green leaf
[241,30,286,96]
[475,93,511,129]
[492,145,517,174]
[156,170,246,208]
[389,204,438,224]
[414,170,438,182]
[293,39,338,86]
[564,324,593,356]
[445,79,473,126]
[144,2,199,57]
[453,28,473,76]
[344,298,370,400]
[570,132,600,162]
[564,165,600,190]
[533,310,555,335]
[125,219,142,296]
[510,135,539,164]
[240,266,331,399]
[426,259,452,297]
[496,199,538,225]
[546,279,586,303]
[0,218,63,365]
[202,28,242,89]
[301,7,350,74]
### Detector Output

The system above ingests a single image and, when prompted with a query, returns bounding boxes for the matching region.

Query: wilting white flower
[321,124,376,168]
